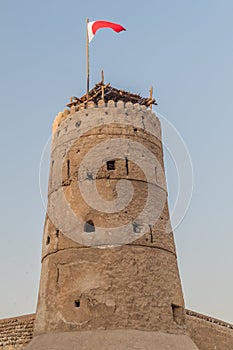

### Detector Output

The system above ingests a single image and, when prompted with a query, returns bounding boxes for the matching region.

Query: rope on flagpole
[86,18,90,100]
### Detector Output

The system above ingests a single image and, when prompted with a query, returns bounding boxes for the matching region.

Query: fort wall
[186,310,233,350]
[1,311,233,349]
[0,314,34,350]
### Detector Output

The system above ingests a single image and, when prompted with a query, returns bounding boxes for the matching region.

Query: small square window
[74,300,80,308]
[107,160,115,170]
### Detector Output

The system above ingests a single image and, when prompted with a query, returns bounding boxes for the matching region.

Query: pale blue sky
[0,0,233,323]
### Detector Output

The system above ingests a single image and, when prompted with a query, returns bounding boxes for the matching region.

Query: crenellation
[141,105,147,112]
[186,310,233,330]
[125,101,133,109]
[70,105,76,114]
[87,101,95,108]
[116,100,124,109]
[97,99,105,107]
[186,311,233,350]
[79,103,85,110]
[133,103,141,111]
[107,100,115,108]
[63,109,70,117]
[52,99,158,138]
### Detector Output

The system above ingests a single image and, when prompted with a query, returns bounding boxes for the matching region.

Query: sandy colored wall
[0,314,35,350]
[33,102,186,336]
[186,310,233,350]
[1,310,233,349]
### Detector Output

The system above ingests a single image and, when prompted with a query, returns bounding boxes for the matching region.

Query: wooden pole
[101,70,105,100]
[149,86,153,110]
[101,70,105,84]
[101,85,105,101]
[86,18,90,99]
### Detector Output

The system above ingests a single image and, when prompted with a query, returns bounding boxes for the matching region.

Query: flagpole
[86,18,90,99]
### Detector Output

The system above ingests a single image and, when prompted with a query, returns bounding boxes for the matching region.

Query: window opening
[84,220,95,233]
[107,160,115,170]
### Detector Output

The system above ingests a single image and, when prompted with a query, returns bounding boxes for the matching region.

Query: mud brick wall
[0,310,233,349]
[186,310,233,350]
[0,314,35,349]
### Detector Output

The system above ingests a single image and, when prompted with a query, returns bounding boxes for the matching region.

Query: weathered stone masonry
[0,314,34,350]
[1,310,233,350]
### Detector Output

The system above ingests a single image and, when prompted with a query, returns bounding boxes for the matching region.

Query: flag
[87,20,126,43]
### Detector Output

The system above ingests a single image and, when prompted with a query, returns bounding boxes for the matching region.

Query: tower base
[25,330,199,350]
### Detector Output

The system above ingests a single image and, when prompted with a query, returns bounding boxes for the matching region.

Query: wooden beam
[149,86,153,110]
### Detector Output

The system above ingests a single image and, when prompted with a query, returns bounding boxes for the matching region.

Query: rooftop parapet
[52,86,157,138]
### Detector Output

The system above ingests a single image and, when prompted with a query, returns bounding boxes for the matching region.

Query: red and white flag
[87,20,126,43]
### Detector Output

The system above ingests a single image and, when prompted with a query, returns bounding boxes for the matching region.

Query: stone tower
[26,84,199,349]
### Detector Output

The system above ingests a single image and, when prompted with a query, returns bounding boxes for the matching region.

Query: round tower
[27,86,199,349]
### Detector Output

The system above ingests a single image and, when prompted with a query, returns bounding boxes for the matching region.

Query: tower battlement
[53,82,157,136]
[53,99,157,137]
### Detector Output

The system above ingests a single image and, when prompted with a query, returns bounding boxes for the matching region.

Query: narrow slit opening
[125,157,129,175]
[149,224,153,243]
[67,159,70,178]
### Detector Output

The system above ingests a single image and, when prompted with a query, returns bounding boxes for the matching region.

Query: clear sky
[0,0,233,323]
